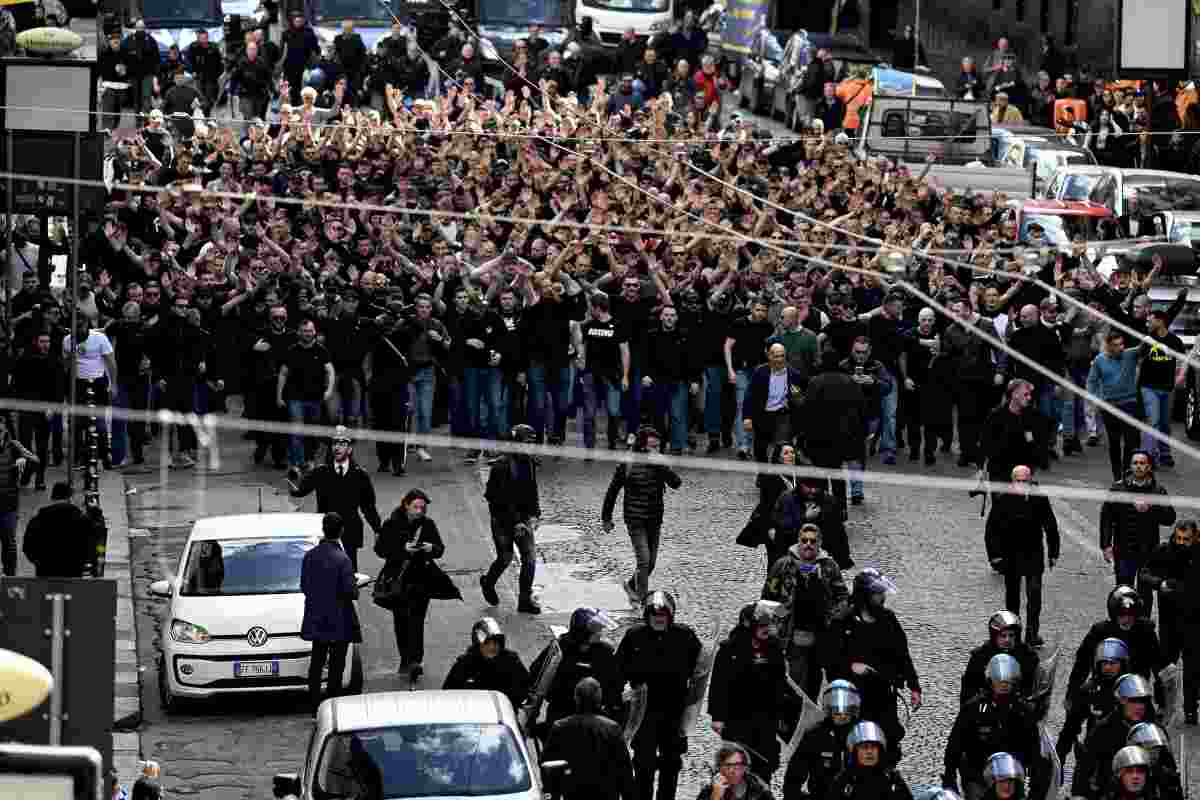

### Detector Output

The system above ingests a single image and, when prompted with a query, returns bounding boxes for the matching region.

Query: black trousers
[485,516,536,598]
[253,381,287,463]
[371,386,408,469]
[17,411,48,485]
[1100,406,1141,482]
[806,444,848,513]
[952,380,991,464]
[392,595,430,666]
[752,410,792,464]
[308,640,349,708]
[631,709,687,800]
[1004,571,1044,639]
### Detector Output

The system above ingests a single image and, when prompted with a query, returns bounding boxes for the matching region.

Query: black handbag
[371,561,410,611]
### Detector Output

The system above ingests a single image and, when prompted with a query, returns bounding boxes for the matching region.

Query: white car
[273,690,548,800]
[149,513,370,712]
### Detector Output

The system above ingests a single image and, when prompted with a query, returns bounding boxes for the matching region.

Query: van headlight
[648,20,670,32]
[170,619,211,644]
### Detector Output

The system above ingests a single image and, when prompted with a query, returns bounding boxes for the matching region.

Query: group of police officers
[432,511,1199,800]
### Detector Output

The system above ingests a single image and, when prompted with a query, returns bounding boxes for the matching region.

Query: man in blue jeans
[1138,309,1184,468]
[404,295,451,463]
[723,298,774,460]
[278,319,335,475]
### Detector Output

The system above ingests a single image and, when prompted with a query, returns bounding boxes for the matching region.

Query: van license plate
[234,661,278,677]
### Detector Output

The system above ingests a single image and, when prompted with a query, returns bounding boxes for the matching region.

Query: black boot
[480,574,499,606]
[518,595,541,614]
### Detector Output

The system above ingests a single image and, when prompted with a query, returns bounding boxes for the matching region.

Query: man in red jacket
[692,54,726,114]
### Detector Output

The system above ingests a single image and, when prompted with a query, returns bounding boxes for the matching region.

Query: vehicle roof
[993,125,1056,137]
[1020,199,1114,217]
[189,513,324,541]
[323,690,516,733]
[1112,169,1200,183]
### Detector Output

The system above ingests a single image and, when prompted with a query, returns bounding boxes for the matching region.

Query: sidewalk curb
[101,471,142,787]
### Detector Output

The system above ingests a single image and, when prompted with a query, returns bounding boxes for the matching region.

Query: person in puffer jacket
[1100,451,1177,619]
[601,425,682,607]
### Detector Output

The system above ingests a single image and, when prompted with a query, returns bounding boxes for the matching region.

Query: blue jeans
[653,381,689,451]
[1036,385,1060,445]
[734,369,753,452]
[579,371,623,448]
[1140,387,1172,458]
[848,417,881,500]
[1062,366,1089,437]
[287,399,323,467]
[528,363,571,441]
[879,386,898,457]
[463,367,502,440]
[408,366,436,435]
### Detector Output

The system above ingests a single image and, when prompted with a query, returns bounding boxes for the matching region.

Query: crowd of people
[7,8,1200,800]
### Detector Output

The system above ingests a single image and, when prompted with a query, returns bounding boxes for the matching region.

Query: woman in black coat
[737,442,798,565]
[374,488,446,683]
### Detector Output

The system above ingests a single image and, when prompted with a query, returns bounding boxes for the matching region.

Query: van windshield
[316,724,531,798]
[480,0,565,24]
[142,0,220,26]
[580,0,669,13]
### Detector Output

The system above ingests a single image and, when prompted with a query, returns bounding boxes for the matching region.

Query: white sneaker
[416,448,432,462]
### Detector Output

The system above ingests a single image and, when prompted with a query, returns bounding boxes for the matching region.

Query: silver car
[274,690,545,800]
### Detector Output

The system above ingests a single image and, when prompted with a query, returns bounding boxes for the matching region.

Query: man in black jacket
[334,20,368,96]
[482,423,542,614]
[985,466,1060,646]
[543,677,636,800]
[804,349,866,515]
[185,29,222,112]
[23,483,95,578]
[602,426,682,606]
[289,427,383,571]
[615,591,701,800]
[11,331,60,489]
[1101,451,1177,618]
[644,306,697,456]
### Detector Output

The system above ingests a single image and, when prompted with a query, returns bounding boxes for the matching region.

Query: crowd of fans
[0,16,1192,506]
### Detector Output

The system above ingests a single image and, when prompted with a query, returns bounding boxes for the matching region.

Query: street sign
[0,579,117,774]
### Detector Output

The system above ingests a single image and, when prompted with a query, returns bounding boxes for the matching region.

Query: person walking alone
[289,426,383,571]
[482,424,543,614]
[1101,450,1177,619]
[300,513,361,712]
[602,425,683,608]
[985,465,1061,646]
[374,489,451,683]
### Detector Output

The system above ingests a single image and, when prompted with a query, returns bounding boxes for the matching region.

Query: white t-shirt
[63,330,114,380]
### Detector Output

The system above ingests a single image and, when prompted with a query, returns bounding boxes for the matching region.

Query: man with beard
[277,318,335,476]
[643,306,697,456]
[772,479,853,569]
[251,303,294,469]
[105,302,150,467]
[459,291,504,462]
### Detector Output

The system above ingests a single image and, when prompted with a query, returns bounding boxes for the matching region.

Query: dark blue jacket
[300,539,361,643]
[744,364,807,429]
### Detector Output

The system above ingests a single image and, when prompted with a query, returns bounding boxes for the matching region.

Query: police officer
[529,607,622,733]
[1073,674,1157,800]
[1126,723,1183,800]
[1139,520,1198,724]
[443,617,531,712]
[708,600,791,781]
[782,680,861,800]
[960,611,1041,705]
[1059,638,1133,765]
[825,721,913,800]
[482,424,542,614]
[1066,587,1165,702]
[288,426,383,571]
[615,590,702,800]
[980,753,1026,800]
[1105,745,1155,800]
[943,655,1042,800]
[829,568,921,765]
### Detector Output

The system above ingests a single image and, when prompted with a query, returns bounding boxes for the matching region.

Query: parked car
[148,513,371,712]
[1016,199,1116,251]
[1041,164,1115,201]
[1087,169,1200,235]
[273,690,547,800]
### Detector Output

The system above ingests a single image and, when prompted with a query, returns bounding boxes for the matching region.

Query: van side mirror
[148,579,172,598]
[273,773,300,798]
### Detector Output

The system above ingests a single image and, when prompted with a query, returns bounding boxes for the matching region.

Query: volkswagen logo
[246,626,269,647]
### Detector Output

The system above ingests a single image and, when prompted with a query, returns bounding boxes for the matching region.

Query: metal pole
[66,134,81,490]
[914,0,921,70]
[47,592,66,745]
[5,130,12,369]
